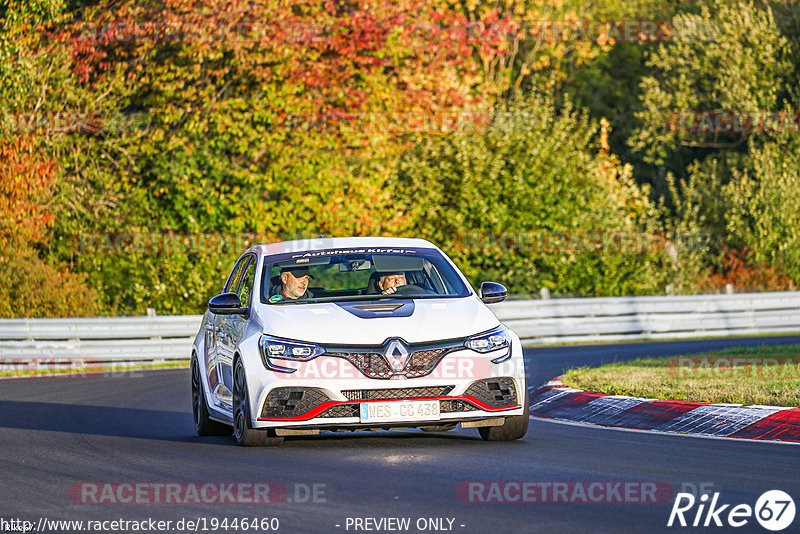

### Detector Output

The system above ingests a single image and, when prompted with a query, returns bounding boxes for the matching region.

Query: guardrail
[0,316,202,363]
[1,292,799,362]
[492,291,800,344]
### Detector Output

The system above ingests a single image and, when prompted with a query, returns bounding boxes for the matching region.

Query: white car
[191,237,528,446]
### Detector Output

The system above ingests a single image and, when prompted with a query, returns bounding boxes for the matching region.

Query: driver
[271,266,314,302]
[378,272,407,295]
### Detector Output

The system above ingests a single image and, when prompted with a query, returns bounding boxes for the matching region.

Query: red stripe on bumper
[257,395,521,421]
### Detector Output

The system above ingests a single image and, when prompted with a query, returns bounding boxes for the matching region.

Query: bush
[392,96,668,296]
[694,247,795,293]
[725,133,800,284]
[0,245,99,318]
[631,0,791,172]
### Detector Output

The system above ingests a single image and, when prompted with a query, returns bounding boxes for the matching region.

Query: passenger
[271,266,314,301]
[378,272,407,295]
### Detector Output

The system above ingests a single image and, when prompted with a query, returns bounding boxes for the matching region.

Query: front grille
[318,404,360,418]
[261,387,330,418]
[327,352,394,379]
[326,345,461,379]
[402,348,452,378]
[341,385,454,401]
[440,399,473,413]
[465,378,518,408]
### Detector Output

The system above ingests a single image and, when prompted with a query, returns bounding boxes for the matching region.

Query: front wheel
[478,389,529,441]
[191,356,232,436]
[233,359,283,447]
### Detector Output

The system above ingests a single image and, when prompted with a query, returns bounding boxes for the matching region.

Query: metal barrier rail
[492,292,800,344]
[0,316,202,362]
[1,292,799,361]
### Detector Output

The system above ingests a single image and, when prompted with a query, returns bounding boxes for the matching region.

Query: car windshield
[261,247,471,304]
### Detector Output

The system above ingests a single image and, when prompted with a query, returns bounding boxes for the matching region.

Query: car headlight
[259,335,325,373]
[465,325,512,363]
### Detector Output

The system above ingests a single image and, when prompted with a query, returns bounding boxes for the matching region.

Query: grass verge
[562,345,800,407]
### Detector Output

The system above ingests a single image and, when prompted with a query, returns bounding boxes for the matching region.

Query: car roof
[247,236,439,257]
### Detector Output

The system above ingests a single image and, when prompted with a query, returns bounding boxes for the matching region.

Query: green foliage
[393,96,667,296]
[631,0,792,171]
[725,132,800,282]
[570,42,649,159]
[629,0,800,290]
[3,0,800,317]
[37,0,486,314]
[0,244,99,317]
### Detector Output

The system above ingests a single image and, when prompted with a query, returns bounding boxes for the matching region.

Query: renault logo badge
[384,339,410,373]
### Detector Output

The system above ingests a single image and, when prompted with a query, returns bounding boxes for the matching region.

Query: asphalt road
[1,335,799,534]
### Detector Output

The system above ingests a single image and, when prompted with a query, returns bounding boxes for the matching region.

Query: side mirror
[480,281,507,304]
[208,292,248,315]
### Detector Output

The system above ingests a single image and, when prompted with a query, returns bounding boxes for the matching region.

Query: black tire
[233,358,283,447]
[191,356,232,436]
[478,388,529,441]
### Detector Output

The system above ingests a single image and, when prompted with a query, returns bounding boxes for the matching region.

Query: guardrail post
[146,308,162,350]
[540,288,550,300]
[726,284,735,295]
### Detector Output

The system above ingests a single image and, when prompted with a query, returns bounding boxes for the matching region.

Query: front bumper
[252,377,523,430]
[244,332,527,431]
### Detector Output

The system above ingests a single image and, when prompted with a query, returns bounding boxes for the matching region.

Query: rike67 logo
[668,490,796,531]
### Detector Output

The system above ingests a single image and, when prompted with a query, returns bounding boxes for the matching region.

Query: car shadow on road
[0,399,233,445]
[277,430,484,448]
[0,399,498,447]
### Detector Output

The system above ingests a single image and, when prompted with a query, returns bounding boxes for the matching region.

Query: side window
[225,256,249,293]
[238,257,257,306]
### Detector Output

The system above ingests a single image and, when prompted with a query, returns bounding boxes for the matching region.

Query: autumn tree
[0,0,100,316]
[40,0,499,313]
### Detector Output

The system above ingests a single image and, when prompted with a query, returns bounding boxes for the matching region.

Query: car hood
[256,297,499,345]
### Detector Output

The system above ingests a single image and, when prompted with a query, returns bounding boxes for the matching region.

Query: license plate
[359,400,440,423]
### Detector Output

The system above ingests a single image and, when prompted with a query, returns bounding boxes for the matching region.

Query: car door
[208,255,249,408]
[203,308,220,395]
[217,254,256,407]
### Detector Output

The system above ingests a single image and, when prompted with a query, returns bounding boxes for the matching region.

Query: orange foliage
[696,247,795,292]
[0,134,58,245]
[0,135,101,317]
